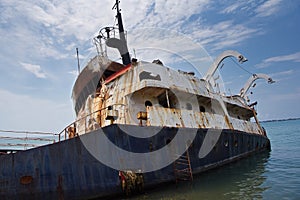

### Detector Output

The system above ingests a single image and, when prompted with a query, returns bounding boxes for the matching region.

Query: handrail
[0,104,127,152]
[0,129,56,135]
[0,130,57,151]
[0,136,54,142]
[57,103,127,142]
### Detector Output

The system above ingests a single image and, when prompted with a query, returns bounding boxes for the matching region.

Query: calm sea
[120,119,300,200]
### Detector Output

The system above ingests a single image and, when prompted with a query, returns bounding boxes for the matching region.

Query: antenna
[111,0,131,65]
[76,48,80,75]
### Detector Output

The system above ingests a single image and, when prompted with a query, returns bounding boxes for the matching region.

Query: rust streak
[224,116,234,130]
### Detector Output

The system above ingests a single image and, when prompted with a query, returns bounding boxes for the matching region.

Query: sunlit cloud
[221,2,246,14]
[264,52,300,63]
[256,52,300,68]
[68,70,79,76]
[270,69,294,77]
[20,62,47,78]
[255,0,283,17]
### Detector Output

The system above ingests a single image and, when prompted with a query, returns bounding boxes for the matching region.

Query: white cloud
[68,70,78,76]
[270,69,294,77]
[255,0,283,17]
[188,20,258,51]
[0,0,278,65]
[256,52,300,68]
[264,52,300,63]
[221,2,245,14]
[20,62,47,78]
[124,0,211,30]
[269,70,294,82]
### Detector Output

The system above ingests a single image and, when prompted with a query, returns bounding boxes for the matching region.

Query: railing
[0,104,127,153]
[57,104,126,142]
[0,130,57,152]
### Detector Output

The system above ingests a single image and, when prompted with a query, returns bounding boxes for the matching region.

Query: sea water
[119,119,300,200]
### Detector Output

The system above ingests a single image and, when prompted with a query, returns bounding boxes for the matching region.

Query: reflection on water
[116,151,270,200]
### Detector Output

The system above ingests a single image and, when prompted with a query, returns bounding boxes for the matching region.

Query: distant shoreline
[261,117,300,123]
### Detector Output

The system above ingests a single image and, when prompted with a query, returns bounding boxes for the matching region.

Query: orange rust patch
[20,175,33,185]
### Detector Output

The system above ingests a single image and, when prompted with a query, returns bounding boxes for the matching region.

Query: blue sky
[0,0,299,133]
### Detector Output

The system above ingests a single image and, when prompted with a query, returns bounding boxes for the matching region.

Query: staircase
[174,150,193,183]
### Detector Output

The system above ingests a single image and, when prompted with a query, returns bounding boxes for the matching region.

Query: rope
[229,57,254,75]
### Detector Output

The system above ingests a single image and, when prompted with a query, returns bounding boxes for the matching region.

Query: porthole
[200,106,205,112]
[145,100,153,107]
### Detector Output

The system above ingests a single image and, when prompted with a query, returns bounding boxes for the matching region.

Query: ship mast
[112,0,131,65]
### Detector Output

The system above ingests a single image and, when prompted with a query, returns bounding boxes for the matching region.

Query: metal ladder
[174,150,193,183]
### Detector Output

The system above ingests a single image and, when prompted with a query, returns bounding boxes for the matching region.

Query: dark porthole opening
[200,106,205,112]
[145,100,153,107]
[158,90,178,108]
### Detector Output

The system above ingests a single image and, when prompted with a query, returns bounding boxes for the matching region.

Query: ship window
[200,106,205,112]
[145,100,153,107]
[158,90,178,108]
[186,103,192,110]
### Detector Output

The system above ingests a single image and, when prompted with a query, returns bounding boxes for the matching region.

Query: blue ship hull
[0,124,270,199]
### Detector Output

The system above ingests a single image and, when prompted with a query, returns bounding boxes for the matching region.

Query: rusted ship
[0,1,274,199]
